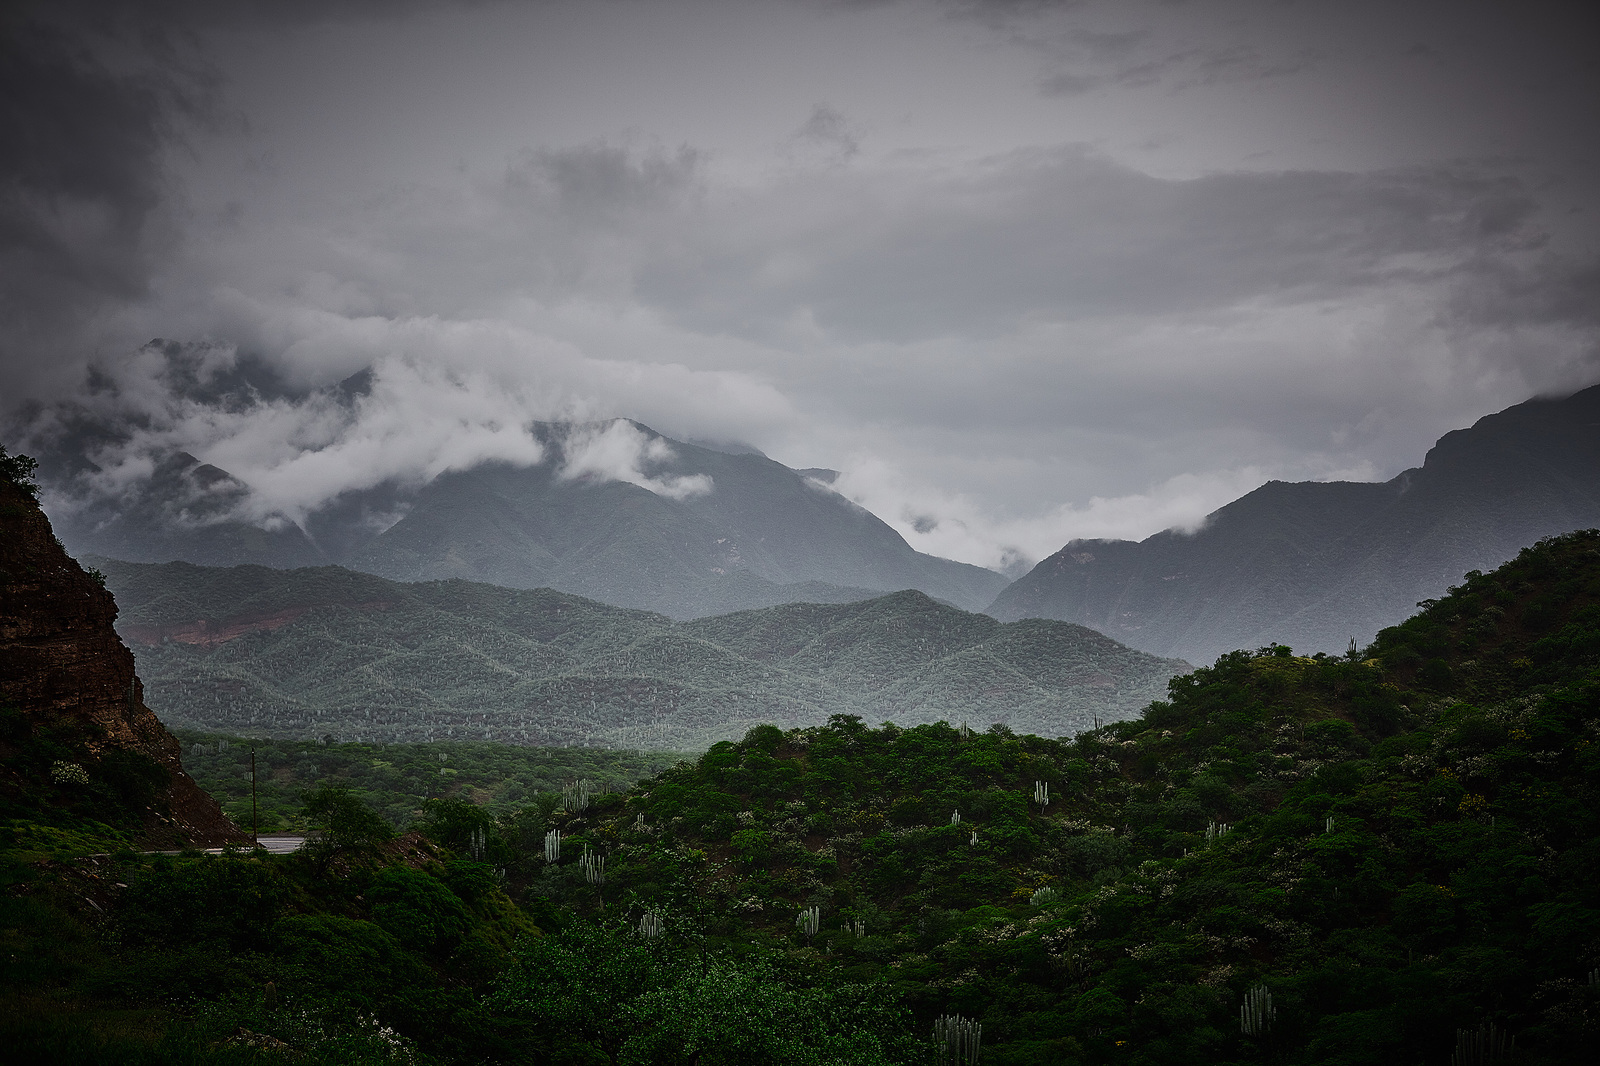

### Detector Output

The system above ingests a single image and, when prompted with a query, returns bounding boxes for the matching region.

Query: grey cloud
[633,151,1565,343]
[0,16,187,395]
[506,142,703,229]
[0,0,524,405]
[794,105,860,162]
[1041,41,1317,97]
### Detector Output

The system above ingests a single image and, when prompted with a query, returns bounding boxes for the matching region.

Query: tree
[0,444,39,498]
[301,785,392,869]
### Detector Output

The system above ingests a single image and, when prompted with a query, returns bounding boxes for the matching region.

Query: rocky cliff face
[0,478,241,846]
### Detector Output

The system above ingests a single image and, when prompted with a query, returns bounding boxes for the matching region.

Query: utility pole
[250,748,258,846]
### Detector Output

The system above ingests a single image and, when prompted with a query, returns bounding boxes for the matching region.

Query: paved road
[143,835,306,857]
[252,835,305,854]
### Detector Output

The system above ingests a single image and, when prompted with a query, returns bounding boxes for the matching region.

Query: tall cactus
[1034,781,1051,811]
[544,829,562,863]
[1240,984,1275,1036]
[563,778,594,813]
[950,810,962,826]
[580,845,606,909]
[934,1013,981,1064]
[636,910,665,939]
[1452,1023,1516,1065]
[796,905,821,940]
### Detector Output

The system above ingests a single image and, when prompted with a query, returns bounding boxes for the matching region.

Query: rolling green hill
[97,559,1189,750]
[524,528,1600,1063]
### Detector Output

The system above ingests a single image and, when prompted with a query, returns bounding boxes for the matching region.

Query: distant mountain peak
[990,382,1600,663]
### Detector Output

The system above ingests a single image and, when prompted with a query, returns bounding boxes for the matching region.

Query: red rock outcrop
[0,478,243,846]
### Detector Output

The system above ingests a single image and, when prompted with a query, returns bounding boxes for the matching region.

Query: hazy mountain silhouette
[48,420,1005,617]
[989,384,1600,663]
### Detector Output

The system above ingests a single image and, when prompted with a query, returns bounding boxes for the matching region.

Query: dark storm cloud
[0,13,186,389]
[0,0,503,398]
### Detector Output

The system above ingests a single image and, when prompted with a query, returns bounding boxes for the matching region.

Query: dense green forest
[173,731,686,833]
[4,530,1599,1063]
[96,558,1188,751]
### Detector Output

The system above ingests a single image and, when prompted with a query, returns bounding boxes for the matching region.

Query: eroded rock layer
[0,479,241,846]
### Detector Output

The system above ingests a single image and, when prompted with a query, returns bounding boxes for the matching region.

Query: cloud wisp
[558,419,714,501]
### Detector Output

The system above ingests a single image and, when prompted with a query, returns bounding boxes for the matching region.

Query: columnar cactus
[1034,781,1051,810]
[580,845,607,909]
[544,829,562,863]
[934,1013,981,1064]
[563,778,593,812]
[579,846,605,885]
[796,905,821,940]
[950,810,962,826]
[1240,984,1275,1036]
[1451,1022,1515,1065]
[1030,886,1059,906]
[637,911,665,939]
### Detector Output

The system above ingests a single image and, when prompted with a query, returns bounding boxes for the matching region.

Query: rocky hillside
[990,384,1600,662]
[0,460,239,846]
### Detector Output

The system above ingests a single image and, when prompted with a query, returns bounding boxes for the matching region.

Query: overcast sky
[3,0,1597,570]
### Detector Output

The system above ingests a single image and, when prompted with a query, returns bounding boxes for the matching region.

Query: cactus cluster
[1240,984,1274,1036]
[934,1013,981,1064]
[579,845,605,886]
[563,778,594,813]
[1451,1022,1515,1065]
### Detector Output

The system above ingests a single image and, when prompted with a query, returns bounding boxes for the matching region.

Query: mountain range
[45,417,1006,618]
[95,557,1189,750]
[990,383,1600,663]
[34,369,1600,662]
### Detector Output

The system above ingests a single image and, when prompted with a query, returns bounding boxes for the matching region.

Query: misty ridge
[18,340,1009,619]
[19,340,1600,668]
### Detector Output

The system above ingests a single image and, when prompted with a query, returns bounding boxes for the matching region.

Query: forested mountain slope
[97,558,1188,750]
[540,529,1600,1063]
[46,416,1006,616]
[990,384,1600,663]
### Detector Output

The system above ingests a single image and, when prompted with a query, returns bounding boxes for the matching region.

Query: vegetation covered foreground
[4,530,1600,1063]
